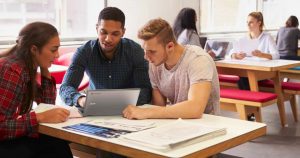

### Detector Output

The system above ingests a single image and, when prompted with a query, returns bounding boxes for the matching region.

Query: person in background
[230,11,279,90]
[276,15,300,60]
[123,18,220,120]
[173,8,217,58]
[231,11,279,61]
[0,22,72,158]
[173,8,202,47]
[59,7,151,108]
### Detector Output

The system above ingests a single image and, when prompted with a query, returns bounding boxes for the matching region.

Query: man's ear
[95,24,99,33]
[165,42,175,51]
[121,28,126,37]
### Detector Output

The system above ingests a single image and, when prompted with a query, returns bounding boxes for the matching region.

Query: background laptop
[204,40,231,61]
[79,89,140,117]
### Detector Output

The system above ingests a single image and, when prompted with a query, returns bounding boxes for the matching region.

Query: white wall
[107,0,200,43]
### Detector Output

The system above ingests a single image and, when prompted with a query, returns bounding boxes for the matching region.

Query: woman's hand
[232,52,246,60]
[252,50,272,59]
[36,108,70,123]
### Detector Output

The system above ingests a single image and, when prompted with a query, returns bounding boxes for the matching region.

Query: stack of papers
[120,119,226,151]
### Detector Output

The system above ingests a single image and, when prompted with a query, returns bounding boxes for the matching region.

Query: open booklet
[120,119,226,151]
[33,103,82,118]
[62,119,157,138]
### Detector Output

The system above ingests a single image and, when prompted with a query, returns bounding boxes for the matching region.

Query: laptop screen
[204,40,231,59]
[82,89,140,117]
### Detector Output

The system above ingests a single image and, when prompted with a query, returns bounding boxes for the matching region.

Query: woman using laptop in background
[173,8,216,58]
[173,8,200,46]
[276,15,300,60]
[0,22,72,158]
[230,11,279,90]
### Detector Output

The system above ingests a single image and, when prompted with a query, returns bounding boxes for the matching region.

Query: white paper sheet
[33,103,82,118]
[235,38,259,56]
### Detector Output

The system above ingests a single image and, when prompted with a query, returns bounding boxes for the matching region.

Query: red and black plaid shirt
[0,55,56,141]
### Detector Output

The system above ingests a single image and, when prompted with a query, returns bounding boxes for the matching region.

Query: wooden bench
[220,89,277,122]
[218,74,239,89]
[259,79,300,122]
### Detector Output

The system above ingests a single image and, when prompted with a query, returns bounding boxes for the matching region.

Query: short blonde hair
[138,18,177,46]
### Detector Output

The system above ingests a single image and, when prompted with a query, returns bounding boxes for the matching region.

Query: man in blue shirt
[60,7,151,107]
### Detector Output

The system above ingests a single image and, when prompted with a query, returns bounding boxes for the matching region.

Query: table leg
[273,72,287,127]
[247,71,259,91]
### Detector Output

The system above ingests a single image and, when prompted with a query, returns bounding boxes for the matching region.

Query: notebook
[79,89,140,117]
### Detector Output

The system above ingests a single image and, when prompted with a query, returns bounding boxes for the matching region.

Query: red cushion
[51,71,66,84]
[259,80,300,91]
[220,89,277,102]
[218,74,240,83]
[53,52,74,66]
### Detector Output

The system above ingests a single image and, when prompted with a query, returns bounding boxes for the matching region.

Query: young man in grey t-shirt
[123,18,220,120]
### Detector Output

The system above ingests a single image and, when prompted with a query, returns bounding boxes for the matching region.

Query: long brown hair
[173,8,198,39]
[3,22,58,114]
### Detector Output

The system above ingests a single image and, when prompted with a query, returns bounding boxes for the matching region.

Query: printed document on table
[120,119,226,151]
[87,118,156,132]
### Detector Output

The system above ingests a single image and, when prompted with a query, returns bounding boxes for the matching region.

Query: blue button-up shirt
[59,38,152,106]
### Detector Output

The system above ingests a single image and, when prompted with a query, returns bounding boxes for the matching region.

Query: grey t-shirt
[149,45,220,115]
[276,27,300,57]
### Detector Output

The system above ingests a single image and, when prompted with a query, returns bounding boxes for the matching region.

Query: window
[262,0,300,30]
[107,0,200,42]
[200,0,256,34]
[0,0,103,41]
[63,0,103,38]
[0,0,56,38]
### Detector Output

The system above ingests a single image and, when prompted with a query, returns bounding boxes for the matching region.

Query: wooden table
[216,59,300,127]
[38,115,266,158]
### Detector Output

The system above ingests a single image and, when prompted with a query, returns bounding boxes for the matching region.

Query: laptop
[79,89,140,117]
[204,40,230,61]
